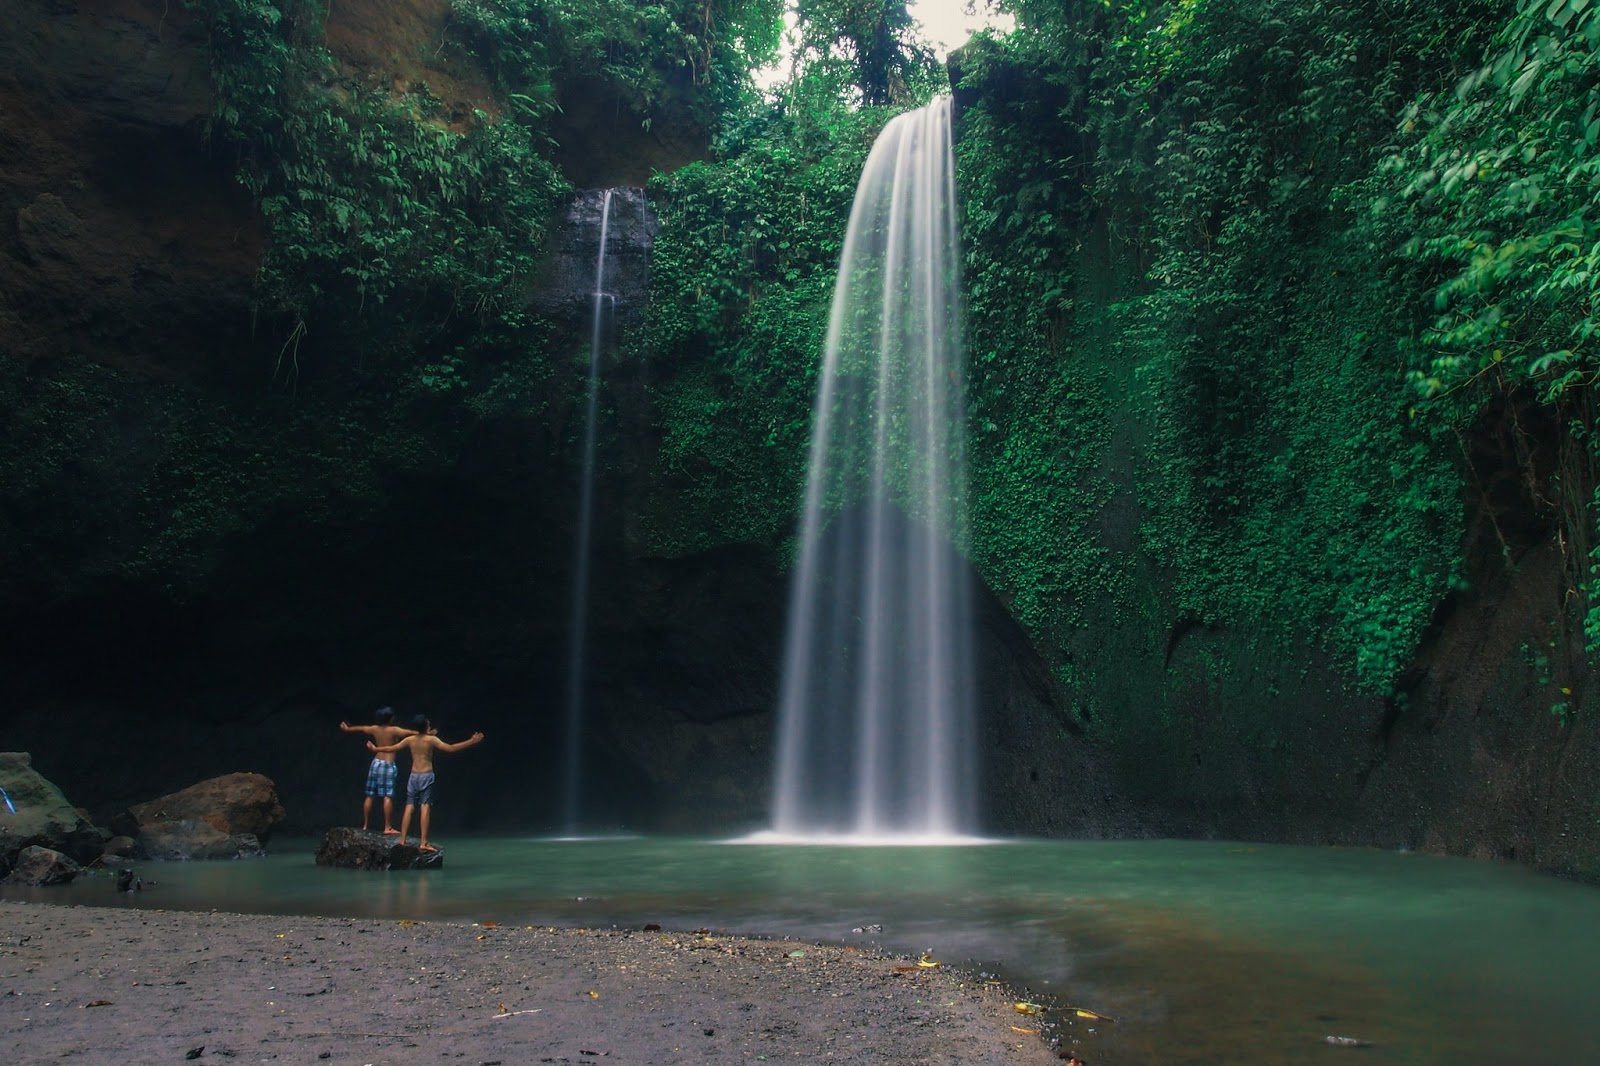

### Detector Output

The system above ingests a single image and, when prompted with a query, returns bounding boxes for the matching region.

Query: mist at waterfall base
[16,837,1599,1064]
[770,97,978,843]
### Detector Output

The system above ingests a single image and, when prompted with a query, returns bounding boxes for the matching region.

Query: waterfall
[561,188,614,837]
[770,97,978,842]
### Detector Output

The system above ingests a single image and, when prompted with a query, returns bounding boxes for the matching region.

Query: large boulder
[2,844,81,886]
[0,752,104,875]
[123,772,284,860]
[315,826,443,870]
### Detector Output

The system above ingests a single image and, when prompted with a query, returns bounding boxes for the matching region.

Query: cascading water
[561,188,614,837]
[770,97,977,842]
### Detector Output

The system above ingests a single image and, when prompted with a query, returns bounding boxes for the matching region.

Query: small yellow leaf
[1009,1025,1040,1034]
[1013,1002,1041,1015]
[1067,1006,1116,1022]
[588,990,599,999]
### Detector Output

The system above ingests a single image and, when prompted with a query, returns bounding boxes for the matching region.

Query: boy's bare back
[399,733,445,774]
[371,726,413,763]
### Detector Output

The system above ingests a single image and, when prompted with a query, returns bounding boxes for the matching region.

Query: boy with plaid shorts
[339,708,417,834]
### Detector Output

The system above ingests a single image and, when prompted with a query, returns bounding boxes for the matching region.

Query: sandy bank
[0,901,1059,1065]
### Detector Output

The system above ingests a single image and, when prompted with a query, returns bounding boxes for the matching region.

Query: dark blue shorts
[406,771,436,806]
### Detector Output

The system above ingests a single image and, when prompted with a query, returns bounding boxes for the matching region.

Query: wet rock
[135,824,265,861]
[531,187,657,326]
[314,826,443,870]
[127,772,285,838]
[122,773,284,861]
[2,844,81,886]
[103,835,136,857]
[0,752,105,874]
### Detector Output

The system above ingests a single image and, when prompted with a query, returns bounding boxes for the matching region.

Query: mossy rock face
[0,753,103,873]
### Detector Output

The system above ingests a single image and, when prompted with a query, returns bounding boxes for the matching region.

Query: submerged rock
[314,826,443,870]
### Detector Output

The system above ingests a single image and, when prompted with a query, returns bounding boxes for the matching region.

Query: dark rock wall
[0,0,261,369]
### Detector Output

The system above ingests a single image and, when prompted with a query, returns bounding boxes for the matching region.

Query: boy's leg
[360,795,373,832]
[418,803,434,851]
[382,795,397,834]
[398,803,414,845]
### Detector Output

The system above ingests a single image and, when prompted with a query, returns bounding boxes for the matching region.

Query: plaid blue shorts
[365,758,398,798]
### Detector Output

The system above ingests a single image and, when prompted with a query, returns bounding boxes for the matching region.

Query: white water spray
[770,98,977,842]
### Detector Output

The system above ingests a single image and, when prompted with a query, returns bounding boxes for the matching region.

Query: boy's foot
[383,828,400,835]
[418,843,439,853]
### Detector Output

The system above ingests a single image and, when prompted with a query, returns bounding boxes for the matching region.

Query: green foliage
[452,0,786,124]
[1397,0,1600,405]
[793,0,942,105]
[0,356,459,598]
[637,82,891,554]
[193,0,570,339]
[1389,0,1600,650]
[949,0,1509,692]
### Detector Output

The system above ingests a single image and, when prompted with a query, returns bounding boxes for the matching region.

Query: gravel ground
[0,901,1061,1065]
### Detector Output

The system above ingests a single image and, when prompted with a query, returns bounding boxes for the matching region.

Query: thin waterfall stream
[770,97,976,841]
[561,188,614,837]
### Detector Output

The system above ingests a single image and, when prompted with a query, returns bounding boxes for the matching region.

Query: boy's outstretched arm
[367,739,405,753]
[340,722,376,736]
[438,732,486,753]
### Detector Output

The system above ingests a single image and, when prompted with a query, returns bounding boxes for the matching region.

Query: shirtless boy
[339,708,417,834]
[368,715,485,852]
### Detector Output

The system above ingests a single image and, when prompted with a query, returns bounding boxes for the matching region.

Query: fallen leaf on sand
[82,1000,113,1008]
[588,990,600,999]
[1013,1002,1042,1015]
[398,920,416,927]
[480,921,498,929]
[1010,1026,1041,1034]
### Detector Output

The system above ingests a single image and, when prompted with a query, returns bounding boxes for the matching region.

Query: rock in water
[117,773,285,860]
[314,827,443,870]
[0,752,106,874]
[2,844,82,886]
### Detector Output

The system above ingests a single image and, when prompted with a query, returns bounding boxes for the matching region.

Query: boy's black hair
[375,706,395,725]
[412,714,431,732]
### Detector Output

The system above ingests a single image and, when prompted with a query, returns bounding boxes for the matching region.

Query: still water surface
[11,837,1599,1064]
